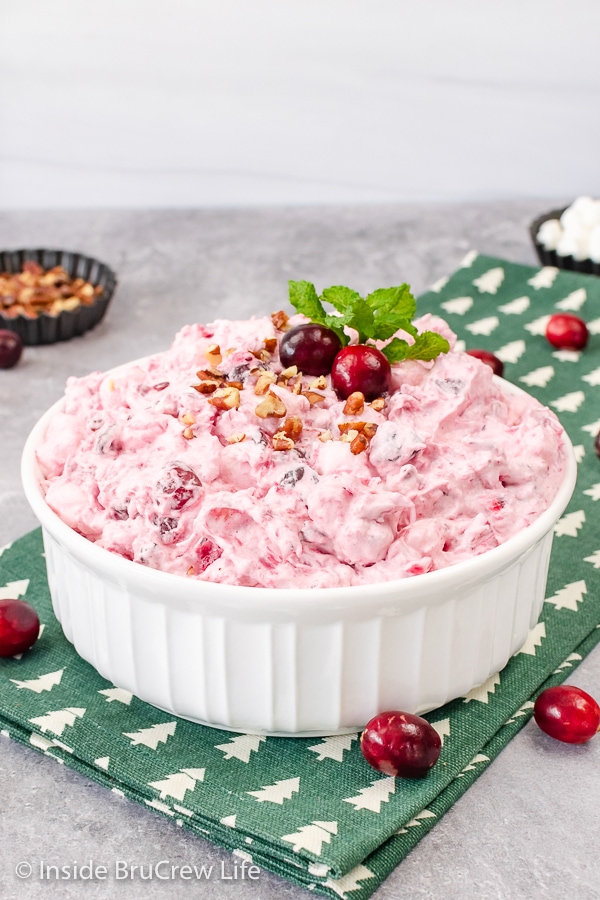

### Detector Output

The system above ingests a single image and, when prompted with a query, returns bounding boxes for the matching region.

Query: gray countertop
[1,204,599,900]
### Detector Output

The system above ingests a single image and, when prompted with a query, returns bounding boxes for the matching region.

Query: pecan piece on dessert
[196,367,223,381]
[272,433,295,451]
[280,365,298,380]
[343,391,365,415]
[192,381,219,394]
[181,412,196,425]
[350,433,369,455]
[363,422,378,440]
[255,390,287,418]
[254,371,277,395]
[370,397,386,412]
[227,432,246,444]
[208,386,241,410]
[182,426,195,440]
[263,337,277,353]
[318,430,333,442]
[301,391,325,407]
[283,416,303,440]
[204,344,222,366]
[271,310,289,330]
[338,421,366,435]
[310,376,327,390]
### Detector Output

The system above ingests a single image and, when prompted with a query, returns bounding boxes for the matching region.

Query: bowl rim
[21,360,578,613]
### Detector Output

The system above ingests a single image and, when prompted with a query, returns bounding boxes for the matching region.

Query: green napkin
[1,253,600,899]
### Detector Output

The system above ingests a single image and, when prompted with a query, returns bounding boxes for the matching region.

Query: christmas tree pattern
[11,669,64,693]
[554,510,586,537]
[581,418,600,436]
[247,777,300,804]
[545,580,587,612]
[498,295,530,315]
[308,734,357,762]
[515,622,546,656]
[0,579,29,600]
[472,266,504,293]
[396,809,436,834]
[573,445,586,463]
[584,550,600,568]
[342,778,396,813]
[524,314,551,335]
[281,821,338,856]
[582,366,600,386]
[553,652,582,675]
[465,315,499,336]
[582,483,600,501]
[495,339,526,363]
[463,672,501,704]
[148,768,206,802]
[555,288,587,311]
[440,296,473,315]
[98,687,132,705]
[94,756,110,770]
[519,365,555,387]
[457,753,490,776]
[430,718,451,745]
[123,721,177,749]
[215,733,266,762]
[588,316,600,334]
[550,390,586,413]
[527,267,558,289]
[323,864,376,898]
[552,349,580,363]
[0,541,13,559]
[29,707,85,737]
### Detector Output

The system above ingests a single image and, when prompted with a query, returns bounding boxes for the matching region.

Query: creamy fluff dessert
[36,300,568,590]
[536,196,600,262]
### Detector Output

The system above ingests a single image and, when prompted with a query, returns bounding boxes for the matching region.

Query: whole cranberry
[545,314,589,351]
[466,348,504,377]
[360,710,442,778]
[279,324,342,376]
[534,685,600,744]
[0,330,23,369]
[331,345,391,401]
[0,599,40,656]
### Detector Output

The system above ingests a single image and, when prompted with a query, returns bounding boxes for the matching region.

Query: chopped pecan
[251,348,271,363]
[338,421,366,435]
[280,365,298,380]
[350,433,369,455]
[227,432,246,444]
[205,344,222,365]
[310,376,327,390]
[192,381,218,394]
[272,433,295,451]
[271,310,289,330]
[264,337,277,353]
[318,430,333,442]
[291,378,303,395]
[370,397,386,412]
[255,390,287,418]
[181,412,196,425]
[363,422,378,440]
[186,565,195,576]
[254,371,277,395]
[182,426,195,440]
[343,391,365,415]
[208,386,241,410]
[301,391,326,407]
[283,416,303,440]
[340,429,359,443]
[196,367,223,381]
[225,380,244,389]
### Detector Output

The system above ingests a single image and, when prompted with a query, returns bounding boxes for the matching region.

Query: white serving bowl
[22,377,577,736]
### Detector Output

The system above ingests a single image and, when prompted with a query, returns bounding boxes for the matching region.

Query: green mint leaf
[288,280,327,322]
[366,285,417,341]
[322,314,350,346]
[380,337,410,363]
[402,331,450,360]
[320,285,362,316]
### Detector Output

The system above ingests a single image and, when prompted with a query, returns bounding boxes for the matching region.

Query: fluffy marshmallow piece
[537,218,562,250]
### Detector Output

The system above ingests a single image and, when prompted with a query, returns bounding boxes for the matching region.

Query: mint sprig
[288,280,450,364]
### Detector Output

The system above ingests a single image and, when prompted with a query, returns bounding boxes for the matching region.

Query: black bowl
[530,208,600,277]
[0,248,118,345]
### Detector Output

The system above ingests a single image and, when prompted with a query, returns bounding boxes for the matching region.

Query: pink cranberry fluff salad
[36,282,568,589]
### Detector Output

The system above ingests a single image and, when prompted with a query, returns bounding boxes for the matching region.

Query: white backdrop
[1,0,599,208]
